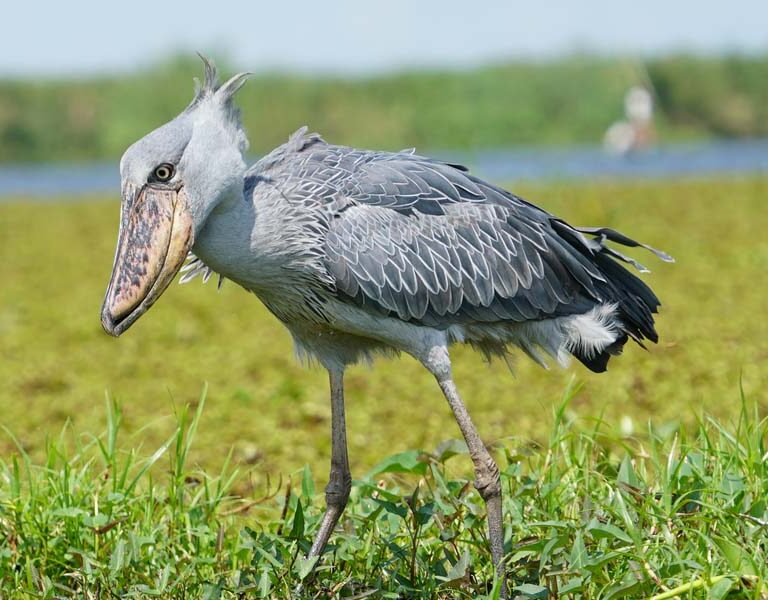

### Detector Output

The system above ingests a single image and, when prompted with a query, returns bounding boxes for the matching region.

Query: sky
[3,0,766,77]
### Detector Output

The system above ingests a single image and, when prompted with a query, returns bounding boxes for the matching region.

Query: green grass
[2,53,768,162]
[0,176,766,596]
[1,384,766,598]
[0,177,766,484]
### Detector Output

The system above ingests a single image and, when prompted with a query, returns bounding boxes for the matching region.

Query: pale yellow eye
[152,163,175,182]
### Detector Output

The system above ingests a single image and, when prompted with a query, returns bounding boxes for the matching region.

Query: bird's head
[101,56,250,337]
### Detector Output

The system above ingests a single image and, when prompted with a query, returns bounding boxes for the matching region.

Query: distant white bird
[625,86,653,124]
[101,58,672,593]
[604,86,655,154]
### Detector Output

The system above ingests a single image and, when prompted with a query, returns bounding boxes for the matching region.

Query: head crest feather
[186,54,251,153]
[189,54,251,109]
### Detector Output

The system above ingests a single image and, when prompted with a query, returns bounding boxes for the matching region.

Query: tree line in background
[0,54,766,162]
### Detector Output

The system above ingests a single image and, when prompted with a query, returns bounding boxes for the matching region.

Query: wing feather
[269,141,667,337]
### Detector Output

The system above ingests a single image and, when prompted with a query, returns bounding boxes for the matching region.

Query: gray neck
[192,171,331,306]
[192,184,256,285]
[192,177,300,295]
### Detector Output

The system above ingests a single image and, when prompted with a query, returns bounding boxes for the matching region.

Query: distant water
[455,138,768,182]
[1,138,767,199]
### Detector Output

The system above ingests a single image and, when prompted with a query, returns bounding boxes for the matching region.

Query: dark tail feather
[593,252,661,343]
[574,226,674,267]
[551,220,672,371]
[574,332,628,373]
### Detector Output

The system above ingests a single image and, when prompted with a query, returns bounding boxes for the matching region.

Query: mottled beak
[101,184,194,336]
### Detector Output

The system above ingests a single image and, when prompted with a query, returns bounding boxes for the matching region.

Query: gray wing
[320,149,638,327]
[258,134,669,339]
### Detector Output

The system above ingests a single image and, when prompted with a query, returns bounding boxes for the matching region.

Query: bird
[100,57,672,593]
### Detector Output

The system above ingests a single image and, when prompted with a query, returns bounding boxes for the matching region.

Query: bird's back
[225,128,672,371]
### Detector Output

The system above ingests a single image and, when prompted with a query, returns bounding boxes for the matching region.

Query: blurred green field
[0,176,766,491]
[2,54,768,162]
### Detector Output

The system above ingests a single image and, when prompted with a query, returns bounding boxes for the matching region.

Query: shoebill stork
[100,57,672,591]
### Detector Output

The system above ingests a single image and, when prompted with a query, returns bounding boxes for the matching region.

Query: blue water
[1,138,767,199]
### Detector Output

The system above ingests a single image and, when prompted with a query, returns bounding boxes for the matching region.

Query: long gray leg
[308,367,352,558]
[422,347,506,595]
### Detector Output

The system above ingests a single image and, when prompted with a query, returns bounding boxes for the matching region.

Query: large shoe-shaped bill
[101,184,194,337]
